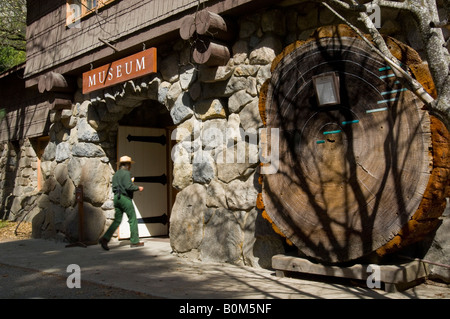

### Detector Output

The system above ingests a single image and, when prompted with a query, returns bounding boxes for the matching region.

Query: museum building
[0,0,449,279]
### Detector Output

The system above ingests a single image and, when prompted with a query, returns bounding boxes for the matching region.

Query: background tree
[0,0,26,73]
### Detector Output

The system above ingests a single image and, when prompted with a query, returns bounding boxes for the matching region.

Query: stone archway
[33,72,174,242]
[75,74,176,240]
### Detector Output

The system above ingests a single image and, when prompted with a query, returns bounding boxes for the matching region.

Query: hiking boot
[130,242,144,248]
[99,237,110,251]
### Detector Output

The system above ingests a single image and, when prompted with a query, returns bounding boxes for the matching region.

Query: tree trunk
[259,25,450,263]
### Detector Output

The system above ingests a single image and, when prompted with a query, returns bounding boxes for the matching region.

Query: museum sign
[82,48,157,94]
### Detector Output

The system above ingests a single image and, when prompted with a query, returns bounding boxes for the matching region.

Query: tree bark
[259,26,449,263]
[408,0,450,128]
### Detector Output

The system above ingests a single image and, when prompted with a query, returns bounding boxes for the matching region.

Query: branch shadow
[262,33,430,265]
[0,237,435,299]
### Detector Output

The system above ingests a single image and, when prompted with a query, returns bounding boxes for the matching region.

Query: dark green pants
[102,194,140,244]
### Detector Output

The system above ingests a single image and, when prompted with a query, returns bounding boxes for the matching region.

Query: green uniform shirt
[112,168,139,199]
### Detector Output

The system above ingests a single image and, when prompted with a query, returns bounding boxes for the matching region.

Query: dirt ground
[0,220,32,242]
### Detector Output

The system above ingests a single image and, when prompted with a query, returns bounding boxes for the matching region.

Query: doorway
[115,100,175,239]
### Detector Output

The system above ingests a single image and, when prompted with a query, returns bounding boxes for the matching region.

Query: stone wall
[422,203,450,283]
[1,2,448,273]
[0,140,41,222]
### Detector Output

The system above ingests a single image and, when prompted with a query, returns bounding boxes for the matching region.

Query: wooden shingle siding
[25,0,208,78]
[0,66,51,142]
[0,102,50,142]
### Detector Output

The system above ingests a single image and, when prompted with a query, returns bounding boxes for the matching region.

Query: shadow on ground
[0,238,448,299]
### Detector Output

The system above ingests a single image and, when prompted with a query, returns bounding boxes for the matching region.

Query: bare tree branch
[324,0,363,11]
[314,0,450,128]
[352,0,396,59]
[321,1,435,106]
[326,0,409,11]
[373,0,409,10]
[430,19,449,28]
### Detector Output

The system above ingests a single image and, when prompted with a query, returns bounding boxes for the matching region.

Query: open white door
[117,126,168,239]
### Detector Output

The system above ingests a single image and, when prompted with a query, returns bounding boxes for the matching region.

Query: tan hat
[119,155,135,163]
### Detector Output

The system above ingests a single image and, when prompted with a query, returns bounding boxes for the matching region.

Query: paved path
[1,237,449,300]
[0,263,156,299]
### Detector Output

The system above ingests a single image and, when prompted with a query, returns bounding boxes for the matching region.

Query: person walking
[99,156,144,250]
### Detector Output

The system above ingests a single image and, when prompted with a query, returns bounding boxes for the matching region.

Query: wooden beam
[195,10,236,42]
[179,15,196,40]
[38,72,74,93]
[38,74,47,93]
[193,37,230,66]
[45,72,71,92]
[48,92,73,110]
